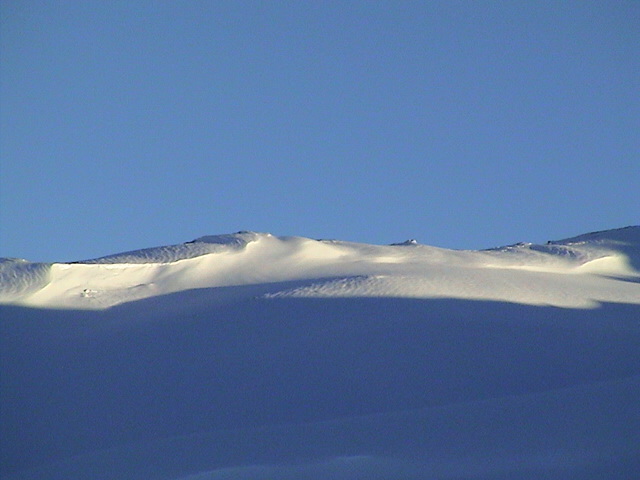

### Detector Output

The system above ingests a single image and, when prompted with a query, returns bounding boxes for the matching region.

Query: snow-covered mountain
[1,227,639,479]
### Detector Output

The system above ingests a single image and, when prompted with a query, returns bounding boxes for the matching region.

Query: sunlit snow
[1,226,639,479]
[1,227,639,310]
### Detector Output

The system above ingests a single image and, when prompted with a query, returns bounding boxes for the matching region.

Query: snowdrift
[1,227,639,479]
[2,227,639,310]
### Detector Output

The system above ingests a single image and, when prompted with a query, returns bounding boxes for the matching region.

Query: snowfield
[1,226,639,479]
[2,228,639,310]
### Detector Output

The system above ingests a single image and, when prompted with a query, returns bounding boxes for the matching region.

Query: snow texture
[1,227,639,310]
[1,226,639,479]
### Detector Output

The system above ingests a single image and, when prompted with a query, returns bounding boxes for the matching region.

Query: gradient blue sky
[1,1,638,262]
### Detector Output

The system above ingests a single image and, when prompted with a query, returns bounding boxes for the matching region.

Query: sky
[1,1,638,262]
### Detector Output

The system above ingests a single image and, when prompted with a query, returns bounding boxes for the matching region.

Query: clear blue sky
[1,1,638,262]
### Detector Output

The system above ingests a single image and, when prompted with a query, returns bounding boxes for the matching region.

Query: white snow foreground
[1,227,640,480]
[1,227,639,310]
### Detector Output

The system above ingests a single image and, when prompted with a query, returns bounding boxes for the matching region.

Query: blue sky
[1,1,638,262]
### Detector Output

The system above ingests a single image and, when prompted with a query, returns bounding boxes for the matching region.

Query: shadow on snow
[2,289,640,479]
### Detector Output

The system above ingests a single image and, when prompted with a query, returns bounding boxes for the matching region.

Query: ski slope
[1,226,639,479]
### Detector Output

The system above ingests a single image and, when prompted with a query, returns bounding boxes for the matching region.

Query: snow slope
[1,227,639,310]
[1,226,639,479]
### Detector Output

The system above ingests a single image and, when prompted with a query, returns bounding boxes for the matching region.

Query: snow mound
[551,225,640,246]
[485,226,640,275]
[0,258,51,302]
[0,227,638,310]
[78,231,267,264]
[2,226,640,480]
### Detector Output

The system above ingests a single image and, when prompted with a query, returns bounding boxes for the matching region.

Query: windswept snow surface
[1,227,640,479]
[1,227,639,310]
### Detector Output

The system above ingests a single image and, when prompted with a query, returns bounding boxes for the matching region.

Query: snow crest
[78,231,266,264]
[2,227,640,480]
[0,258,51,302]
[1,227,638,310]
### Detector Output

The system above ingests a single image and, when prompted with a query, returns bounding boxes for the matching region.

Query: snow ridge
[0,258,51,302]
[78,231,267,264]
[2,226,640,480]
[0,227,638,310]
